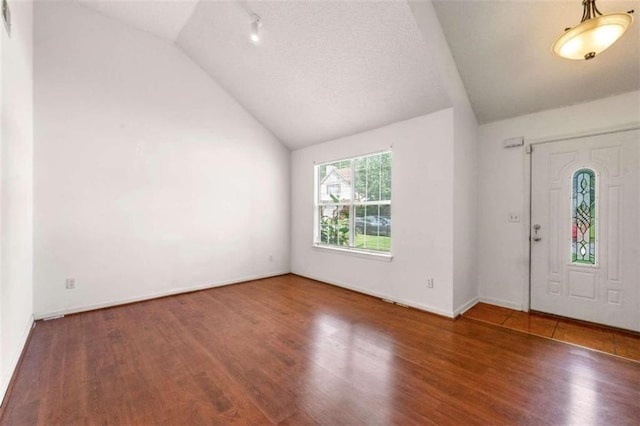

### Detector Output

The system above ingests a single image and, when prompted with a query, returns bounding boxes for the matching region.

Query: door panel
[530,130,639,331]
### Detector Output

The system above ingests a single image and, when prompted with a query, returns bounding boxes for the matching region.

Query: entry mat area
[463,303,640,362]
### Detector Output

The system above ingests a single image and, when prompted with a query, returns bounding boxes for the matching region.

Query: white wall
[478,91,640,310]
[1,0,34,402]
[0,11,3,402]
[452,106,478,314]
[409,0,479,314]
[33,2,290,318]
[0,6,3,402]
[291,110,457,317]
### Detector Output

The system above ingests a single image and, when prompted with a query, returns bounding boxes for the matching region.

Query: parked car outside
[355,216,391,236]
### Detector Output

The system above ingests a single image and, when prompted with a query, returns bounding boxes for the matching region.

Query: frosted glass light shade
[552,12,633,60]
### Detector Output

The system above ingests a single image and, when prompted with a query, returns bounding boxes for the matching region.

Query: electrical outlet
[508,213,521,223]
[65,278,75,289]
[427,277,434,288]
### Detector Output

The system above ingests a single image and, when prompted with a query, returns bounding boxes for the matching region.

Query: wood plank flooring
[1,274,639,425]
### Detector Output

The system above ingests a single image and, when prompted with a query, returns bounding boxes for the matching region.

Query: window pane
[354,153,392,202]
[354,157,368,202]
[572,169,596,264]
[319,160,352,203]
[354,204,391,252]
[379,153,392,201]
[315,151,391,253]
[319,205,350,247]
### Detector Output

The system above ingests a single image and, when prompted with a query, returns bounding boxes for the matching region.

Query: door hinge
[526,145,533,154]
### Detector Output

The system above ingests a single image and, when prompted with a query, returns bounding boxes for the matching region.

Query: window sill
[312,244,393,262]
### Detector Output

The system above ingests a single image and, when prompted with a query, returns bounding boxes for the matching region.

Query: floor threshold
[463,302,640,362]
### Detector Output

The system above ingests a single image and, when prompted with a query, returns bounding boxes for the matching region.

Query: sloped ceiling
[75,0,452,149]
[77,0,199,42]
[433,0,640,124]
[176,1,450,148]
[75,0,639,145]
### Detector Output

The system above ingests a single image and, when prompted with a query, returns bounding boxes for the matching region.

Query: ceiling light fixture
[552,0,634,60]
[250,13,262,44]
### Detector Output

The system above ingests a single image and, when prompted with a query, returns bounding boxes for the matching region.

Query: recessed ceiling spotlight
[552,0,634,61]
[250,13,262,44]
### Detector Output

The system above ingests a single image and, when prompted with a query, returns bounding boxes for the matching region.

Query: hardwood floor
[1,274,639,425]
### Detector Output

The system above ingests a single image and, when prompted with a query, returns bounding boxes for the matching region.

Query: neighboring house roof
[335,168,351,182]
[320,168,351,185]
[320,167,373,202]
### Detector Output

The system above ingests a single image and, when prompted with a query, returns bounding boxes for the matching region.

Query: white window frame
[313,151,392,259]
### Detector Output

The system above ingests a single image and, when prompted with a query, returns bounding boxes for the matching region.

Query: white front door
[530,129,639,331]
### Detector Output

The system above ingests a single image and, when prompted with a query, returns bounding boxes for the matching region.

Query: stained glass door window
[572,169,596,264]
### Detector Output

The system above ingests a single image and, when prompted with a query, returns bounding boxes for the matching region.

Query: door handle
[532,224,542,241]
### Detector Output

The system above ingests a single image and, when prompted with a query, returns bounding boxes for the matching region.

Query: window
[571,168,596,264]
[315,151,392,253]
[327,184,340,196]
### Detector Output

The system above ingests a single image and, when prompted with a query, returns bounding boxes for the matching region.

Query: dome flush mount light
[552,0,634,60]
[250,13,262,44]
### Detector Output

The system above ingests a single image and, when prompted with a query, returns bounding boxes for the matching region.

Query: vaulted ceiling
[77,0,198,42]
[177,1,450,149]
[75,0,640,148]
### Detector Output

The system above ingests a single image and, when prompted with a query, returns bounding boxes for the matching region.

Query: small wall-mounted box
[503,136,524,148]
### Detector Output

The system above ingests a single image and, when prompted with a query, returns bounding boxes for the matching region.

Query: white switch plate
[508,213,520,223]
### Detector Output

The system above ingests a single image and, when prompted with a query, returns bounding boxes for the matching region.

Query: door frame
[522,122,640,312]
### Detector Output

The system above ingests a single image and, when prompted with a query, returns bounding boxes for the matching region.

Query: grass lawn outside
[355,233,391,252]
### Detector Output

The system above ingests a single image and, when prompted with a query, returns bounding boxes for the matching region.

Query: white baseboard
[1,315,35,406]
[33,271,289,320]
[294,272,455,318]
[453,296,479,317]
[479,296,523,311]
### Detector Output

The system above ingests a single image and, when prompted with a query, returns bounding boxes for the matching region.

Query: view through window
[315,151,392,252]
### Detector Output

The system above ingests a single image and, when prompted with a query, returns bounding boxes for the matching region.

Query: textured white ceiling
[433,0,640,124]
[77,0,198,42]
[176,1,451,149]
[69,0,639,144]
